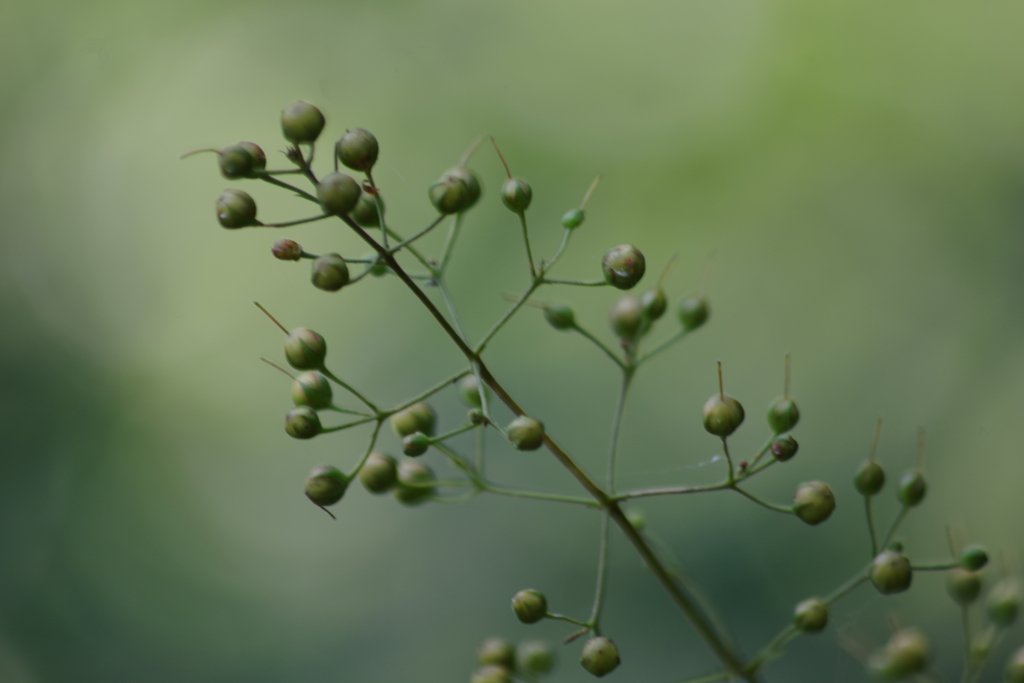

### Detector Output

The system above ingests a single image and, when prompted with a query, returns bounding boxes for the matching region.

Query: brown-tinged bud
[272,238,303,261]
[443,166,482,209]
[580,637,620,678]
[793,481,835,525]
[601,245,646,290]
[292,370,332,409]
[506,416,544,451]
[337,128,378,172]
[285,406,321,439]
[402,432,430,457]
[284,328,326,370]
[358,451,398,494]
[216,188,258,228]
[770,434,799,462]
[501,178,532,213]
[429,175,470,215]
[304,465,349,507]
[793,598,829,633]
[702,395,745,437]
[512,589,547,624]
[317,172,361,216]
[871,550,913,594]
[281,100,325,144]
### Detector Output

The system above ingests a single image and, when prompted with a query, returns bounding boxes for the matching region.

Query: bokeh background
[2,1,1023,681]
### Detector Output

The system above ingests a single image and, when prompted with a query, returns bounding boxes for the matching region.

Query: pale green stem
[570,323,626,370]
[389,368,471,415]
[518,212,537,279]
[259,214,330,228]
[321,416,377,433]
[259,175,318,203]
[865,495,879,557]
[439,212,464,273]
[881,505,910,548]
[388,214,447,253]
[347,420,383,478]
[320,368,379,413]
[722,438,735,482]
[732,486,794,515]
[745,435,776,472]
[542,227,572,272]
[540,278,607,287]
[474,281,541,354]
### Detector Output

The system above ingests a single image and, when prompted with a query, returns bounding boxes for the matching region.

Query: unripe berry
[317,172,361,216]
[897,471,927,507]
[767,397,800,434]
[770,434,799,462]
[443,166,482,209]
[961,545,989,571]
[272,238,303,261]
[640,287,667,320]
[987,579,1021,627]
[471,665,512,683]
[358,451,398,494]
[337,128,378,172]
[580,637,620,678]
[854,460,886,496]
[871,549,913,594]
[458,375,486,408]
[500,178,532,213]
[1005,646,1024,683]
[215,188,258,228]
[793,481,835,525]
[562,208,585,229]
[352,193,384,227]
[236,141,266,174]
[702,395,745,437]
[543,303,575,331]
[285,406,321,439]
[478,638,515,669]
[403,432,430,457]
[304,465,349,507]
[468,409,485,425]
[678,296,709,331]
[391,402,436,437]
[602,245,646,290]
[292,370,332,409]
[281,100,325,144]
[393,460,435,506]
[793,598,829,633]
[311,253,350,292]
[517,640,555,675]
[507,416,544,451]
[429,175,470,215]
[284,328,326,370]
[947,568,982,605]
[511,589,547,624]
[869,629,929,681]
[609,296,643,341]
[218,142,265,179]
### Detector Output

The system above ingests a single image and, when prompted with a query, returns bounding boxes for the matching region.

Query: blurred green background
[2,1,1023,681]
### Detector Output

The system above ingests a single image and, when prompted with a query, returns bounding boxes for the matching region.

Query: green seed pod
[988,579,1022,628]
[702,394,745,438]
[281,100,325,144]
[1005,645,1024,683]
[352,193,384,227]
[237,141,266,174]
[507,416,545,451]
[678,296,709,331]
[317,172,361,216]
[601,244,646,290]
[311,253,350,292]
[626,508,646,532]
[511,589,547,624]
[897,471,927,507]
[215,188,258,228]
[272,238,303,261]
[362,252,388,277]
[468,409,485,425]
[871,549,913,594]
[285,406,321,439]
[471,665,512,683]
[304,465,349,507]
[869,629,929,681]
[443,166,482,209]
[284,328,326,370]
[640,287,667,320]
[500,178,532,213]
[217,142,263,179]
[478,638,516,670]
[292,370,333,409]
[429,175,470,215]
[358,451,398,494]
[970,631,993,664]
[517,640,555,676]
[543,303,575,331]
[337,128,379,172]
[562,208,585,229]
[458,375,487,408]
[961,545,989,571]
[770,434,799,462]
[403,432,430,457]
[947,568,982,605]
[580,637,620,678]
[609,296,643,340]
[854,460,886,496]
[391,402,436,437]
[767,397,800,434]
[393,460,435,506]
[793,481,836,525]
[793,598,829,633]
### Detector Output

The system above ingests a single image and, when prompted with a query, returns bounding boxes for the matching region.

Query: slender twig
[320,416,377,433]
[732,486,794,515]
[346,420,383,478]
[258,214,330,228]
[439,212,464,274]
[259,175,319,203]
[912,561,959,571]
[881,505,910,548]
[571,323,626,370]
[475,282,541,354]
[540,278,608,287]
[865,495,879,557]
[612,481,730,502]
[320,367,379,414]
[637,328,689,366]
[388,368,471,415]
[388,214,447,253]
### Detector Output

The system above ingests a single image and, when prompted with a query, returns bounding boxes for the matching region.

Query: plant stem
[259,175,319,203]
[540,278,608,287]
[320,367,379,413]
[439,212,464,274]
[732,486,794,515]
[881,505,910,548]
[321,416,378,433]
[388,368,471,415]
[475,281,541,354]
[636,328,689,366]
[823,570,869,604]
[388,214,447,253]
[571,323,626,370]
[518,212,537,279]
[259,214,330,228]
[612,481,730,501]
[912,561,959,571]
[347,420,383,477]
[865,495,879,557]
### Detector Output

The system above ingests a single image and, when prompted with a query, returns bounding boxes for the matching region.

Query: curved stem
[732,486,794,515]
[320,367,379,413]
[259,175,319,203]
[517,213,537,279]
[347,420,383,477]
[439,213,464,274]
[881,505,910,548]
[865,495,879,557]
[571,323,627,370]
[637,328,689,366]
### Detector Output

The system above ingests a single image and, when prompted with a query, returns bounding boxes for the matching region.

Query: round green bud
[854,460,886,496]
[443,166,482,209]
[281,100,325,144]
[284,328,326,370]
[429,175,470,215]
[478,638,516,669]
[458,375,487,408]
[292,370,333,409]
[793,598,829,633]
[285,406,321,439]
[215,188,258,228]
[793,481,836,525]
[511,589,547,624]
[304,465,349,507]
[770,434,799,462]
[471,665,512,683]
[947,568,982,605]
[317,172,361,216]
[337,128,379,172]
[501,177,532,213]
[362,252,388,277]
[870,629,929,681]
[272,238,303,261]
[562,208,585,229]
[609,297,643,341]
[767,397,800,434]
[678,296,709,331]
[507,416,545,451]
[311,253,350,292]
[390,402,436,437]
[468,408,485,425]
[640,287,667,320]
[393,460,435,506]
[871,549,913,594]
[988,579,1021,628]
[897,471,927,507]
[601,244,646,290]
[358,451,398,494]
[518,641,555,676]
[580,637,620,678]
[403,432,430,457]
[237,141,266,173]
[352,193,384,227]
[1005,646,1024,683]
[625,508,646,532]
[217,142,264,179]
[961,545,989,571]
[702,394,745,437]
[543,303,575,331]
